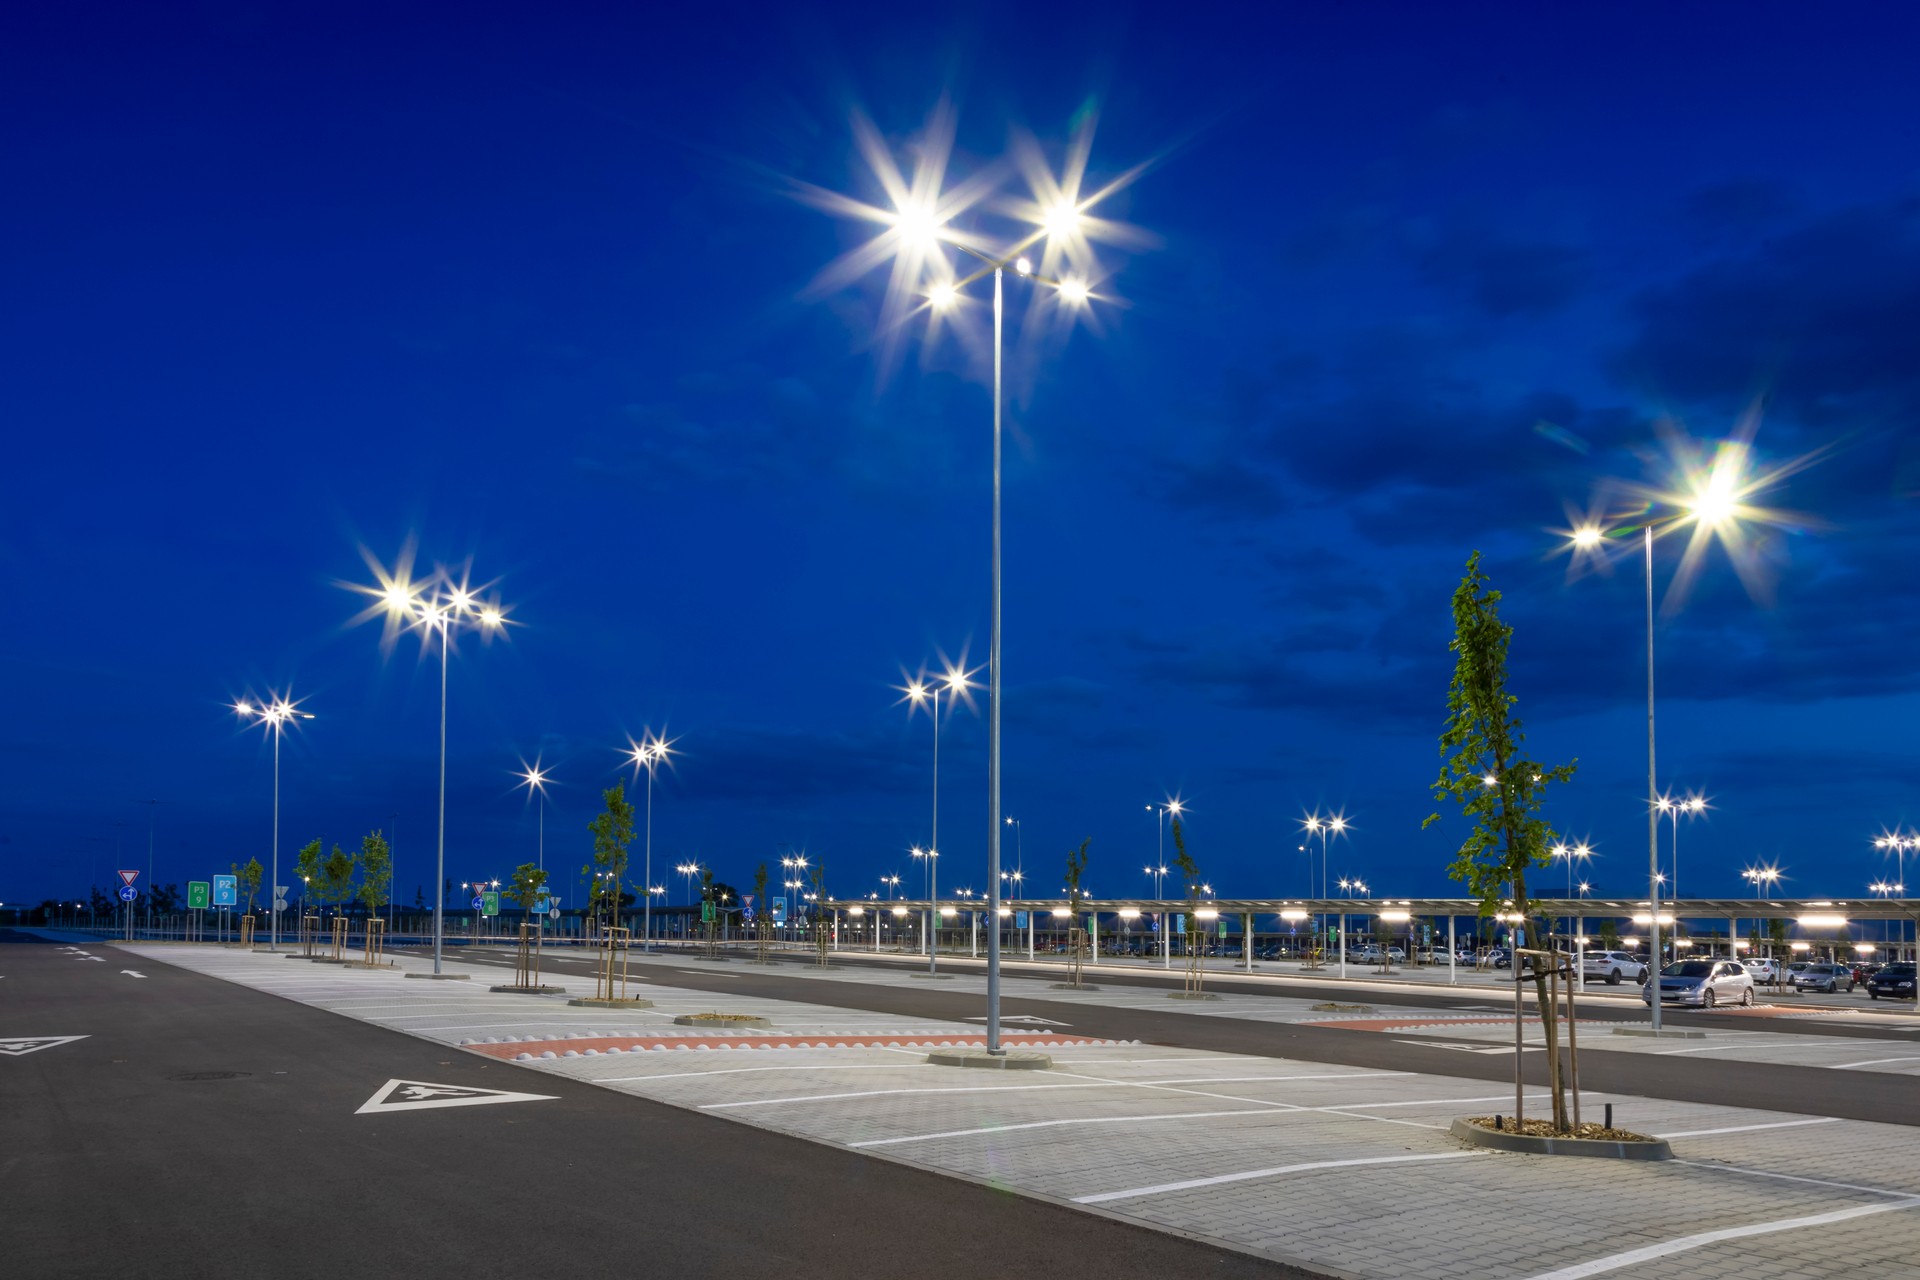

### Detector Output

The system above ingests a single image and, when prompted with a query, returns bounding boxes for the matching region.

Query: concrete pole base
[926,1048,1052,1070]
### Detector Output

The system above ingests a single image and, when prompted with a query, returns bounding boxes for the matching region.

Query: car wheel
[1741,987,1754,1007]
[1870,991,1879,1000]
[1607,969,1621,985]
[1704,988,1716,1009]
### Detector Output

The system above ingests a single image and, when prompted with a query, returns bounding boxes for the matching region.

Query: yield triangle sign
[0,1035,90,1057]
[118,870,139,887]
[355,1078,557,1115]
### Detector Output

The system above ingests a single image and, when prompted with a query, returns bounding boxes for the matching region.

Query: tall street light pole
[356,564,510,977]
[1567,431,1815,1031]
[903,665,970,976]
[232,696,313,952]
[138,799,162,933]
[626,735,674,951]
[807,118,1146,1055]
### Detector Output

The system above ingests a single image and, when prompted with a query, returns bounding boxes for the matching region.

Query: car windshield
[1878,964,1916,977]
[1663,961,1714,978]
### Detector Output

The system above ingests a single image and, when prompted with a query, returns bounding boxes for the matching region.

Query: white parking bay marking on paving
[701,1082,1120,1110]
[1655,1117,1839,1139]
[599,1064,910,1084]
[850,1105,1295,1148]
[1520,1198,1920,1280]
[1831,1056,1920,1070]
[1677,1159,1919,1202]
[1073,1152,1477,1204]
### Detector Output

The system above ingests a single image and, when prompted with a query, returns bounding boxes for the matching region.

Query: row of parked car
[1634,957,1920,1007]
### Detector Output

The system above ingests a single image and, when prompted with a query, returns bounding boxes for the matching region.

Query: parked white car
[1583,949,1649,985]
[1743,957,1783,983]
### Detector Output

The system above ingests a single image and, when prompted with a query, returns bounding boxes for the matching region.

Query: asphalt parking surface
[0,931,1315,1279]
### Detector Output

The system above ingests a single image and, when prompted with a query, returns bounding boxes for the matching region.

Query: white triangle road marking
[0,1035,90,1057]
[355,1078,559,1115]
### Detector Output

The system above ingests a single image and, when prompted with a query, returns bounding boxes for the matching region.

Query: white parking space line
[1831,1056,1920,1070]
[1654,1039,1828,1056]
[700,1082,1114,1110]
[1520,1198,1920,1280]
[1074,1152,1476,1204]
[1678,1159,1918,1201]
[1133,1072,1407,1087]
[599,1064,911,1083]
[1325,1092,1551,1111]
[849,1106,1293,1148]
[1656,1117,1839,1139]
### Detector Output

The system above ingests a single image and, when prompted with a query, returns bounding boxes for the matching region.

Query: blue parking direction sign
[212,875,237,906]
[118,885,137,903]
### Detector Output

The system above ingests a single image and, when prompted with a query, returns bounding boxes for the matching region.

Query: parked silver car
[1642,958,1755,1008]
[1791,962,1856,994]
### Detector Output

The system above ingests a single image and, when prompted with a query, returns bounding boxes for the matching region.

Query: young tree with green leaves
[509,861,549,983]
[585,784,635,932]
[1170,819,1207,994]
[1064,838,1091,987]
[321,845,355,918]
[232,857,264,915]
[752,862,769,961]
[1424,552,1579,1131]
[357,830,392,916]
[295,840,322,914]
[697,866,718,955]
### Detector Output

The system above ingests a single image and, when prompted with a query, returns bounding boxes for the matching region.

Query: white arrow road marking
[964,1015,1073,1026]
[120,970,146,979]
[1395,1039,1543,1055]
[355,1078,558,1115]
[85,956,104,962]
[0,1035,91,1057]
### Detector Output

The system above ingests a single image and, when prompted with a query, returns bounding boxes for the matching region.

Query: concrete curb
[567,997,656,1009]
[926,1048,1053,1070]
[1449,1117,1671,1161]
[672,1014,769,1028]
[1611,1027,1707,1039]
[488,984,568,994]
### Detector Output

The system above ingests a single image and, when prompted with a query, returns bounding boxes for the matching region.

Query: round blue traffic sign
[118,885,138,902]
[471,896,484,909]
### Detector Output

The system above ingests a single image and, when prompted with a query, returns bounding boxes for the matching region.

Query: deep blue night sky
[5,3,1917,912]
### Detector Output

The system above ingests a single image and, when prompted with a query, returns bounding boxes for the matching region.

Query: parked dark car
[1867,963,1916,1000]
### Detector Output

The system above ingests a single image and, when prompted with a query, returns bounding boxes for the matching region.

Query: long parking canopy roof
[824,895,1918,921]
